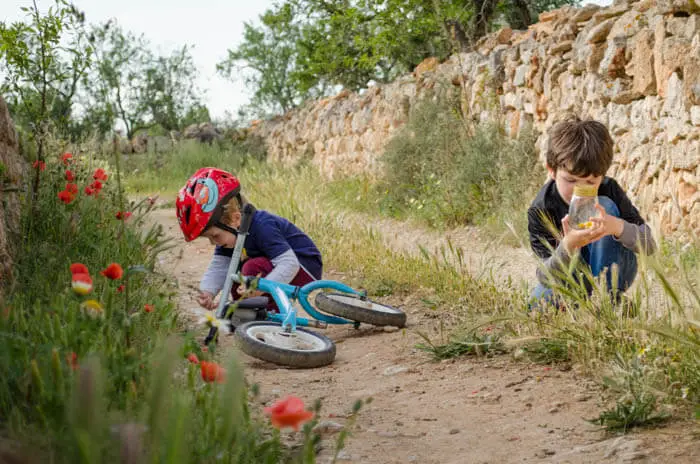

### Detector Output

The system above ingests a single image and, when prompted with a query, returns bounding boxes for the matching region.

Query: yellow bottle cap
[573,184,598,197]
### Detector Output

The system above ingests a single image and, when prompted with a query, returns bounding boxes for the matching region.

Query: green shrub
[335,94,545,240]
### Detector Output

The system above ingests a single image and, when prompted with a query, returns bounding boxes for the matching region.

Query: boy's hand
[561,215,606,253]
[591,203,625,239]
[197,291,217,310]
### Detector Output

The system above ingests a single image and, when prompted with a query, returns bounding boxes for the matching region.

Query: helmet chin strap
[214,221,239,236]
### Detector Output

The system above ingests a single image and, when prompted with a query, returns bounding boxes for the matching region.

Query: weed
[416,328,505,360]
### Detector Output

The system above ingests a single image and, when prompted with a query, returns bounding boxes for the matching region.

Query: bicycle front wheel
[234,321,336,368]
[314,293,406,328]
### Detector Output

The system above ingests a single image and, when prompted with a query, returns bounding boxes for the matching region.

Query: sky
[5,0,276,121]
[4,0,613,121]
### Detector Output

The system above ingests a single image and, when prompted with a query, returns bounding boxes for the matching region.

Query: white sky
[4,0,612,120]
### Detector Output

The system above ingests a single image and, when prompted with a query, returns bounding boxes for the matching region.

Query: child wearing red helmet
[176,167,323,311]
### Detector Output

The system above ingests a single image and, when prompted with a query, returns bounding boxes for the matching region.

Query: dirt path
[151,208,698,464]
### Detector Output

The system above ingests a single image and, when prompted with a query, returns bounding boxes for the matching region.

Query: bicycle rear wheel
[234,321,336,368]
[314,293,406,328]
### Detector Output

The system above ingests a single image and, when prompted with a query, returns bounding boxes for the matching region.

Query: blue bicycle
[204,205,406,368]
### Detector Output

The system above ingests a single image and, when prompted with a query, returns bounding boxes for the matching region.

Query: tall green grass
[0,147,338,462]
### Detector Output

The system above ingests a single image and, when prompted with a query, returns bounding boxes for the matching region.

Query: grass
[122,142,699,432]
[0,145,351,462]
[325,96,545,245]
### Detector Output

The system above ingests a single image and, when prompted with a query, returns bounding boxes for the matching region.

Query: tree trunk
[509,0,533,30]
[471,0,498,41]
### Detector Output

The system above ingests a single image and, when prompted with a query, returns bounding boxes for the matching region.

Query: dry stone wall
[0,95,25,300]
[249,0,700,236]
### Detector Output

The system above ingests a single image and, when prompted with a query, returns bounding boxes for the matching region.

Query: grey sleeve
[199,254,231,295]
[615,222,657,255]
[536,243,574,285]
[265,249,301,284]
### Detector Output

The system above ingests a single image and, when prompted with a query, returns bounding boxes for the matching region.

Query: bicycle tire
[234,321,336,368]
[314,293,406,328]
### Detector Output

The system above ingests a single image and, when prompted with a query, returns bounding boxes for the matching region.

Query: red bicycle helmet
[176,167,241,241]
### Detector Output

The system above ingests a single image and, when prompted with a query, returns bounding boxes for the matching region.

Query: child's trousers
[530,196,638,309]
[231,257,317,312]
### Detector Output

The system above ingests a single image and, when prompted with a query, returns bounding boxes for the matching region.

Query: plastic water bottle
[568,184,599,230]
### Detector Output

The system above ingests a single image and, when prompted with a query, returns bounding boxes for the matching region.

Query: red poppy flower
[115,211,132,221]
[187,353,199,364]
[70,263,89,275]
[65,183,78,195]
[65,170,75,181]
[264,396,314,431]
[61,153,73,165]
[84,186,95,196]
[90,180,103,192]
[116,284,125,293]
[200,361,225,383]
[100,263,123,280]
[144,304,154,313]
[93,168,108,181]
[71,273,93,295]
[66,352,79,371]
[32,160,46,171]
[58,190,75,204]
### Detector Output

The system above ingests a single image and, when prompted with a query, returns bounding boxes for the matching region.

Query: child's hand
[561,214,606,253]
[197,291,217,310]
[590,203,625,239]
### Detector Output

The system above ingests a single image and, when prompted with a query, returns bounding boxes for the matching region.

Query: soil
[151,208,699,464]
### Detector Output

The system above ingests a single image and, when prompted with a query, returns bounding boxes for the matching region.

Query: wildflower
[58,190,75,204]
[66,352,79,371]
[116,285,125,293]
[144,304,154,313]
[201,346,208,352]
[71,273,93,295]
[93,168,108,181]
[80,299,104,318]
[91,180,103,190]
[70,263,89,275]
[203,312,221,329]
[187,353,199,364]
[100,263,123,280]
[61,153,73,165]
[115,211,132,221]
[32,160,46,171]
[147,196,157,206]
[84,186,95,196]
[200,361,225,383]
[681,387,689,400]
[66,183,78,195]
[264,396,314,431]
[65,170,75,181]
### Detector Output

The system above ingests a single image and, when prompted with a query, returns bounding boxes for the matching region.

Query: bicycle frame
[209,204,364,343]
[235,275,363,332]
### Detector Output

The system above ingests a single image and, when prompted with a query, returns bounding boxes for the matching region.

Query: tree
[0,0,92,201]
[217,2,316,117]
[84,20,206,139]
[222,0,581,118]
[79,19,151,139]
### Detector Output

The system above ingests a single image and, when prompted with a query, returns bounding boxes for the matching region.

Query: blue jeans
[530,196,638,308]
